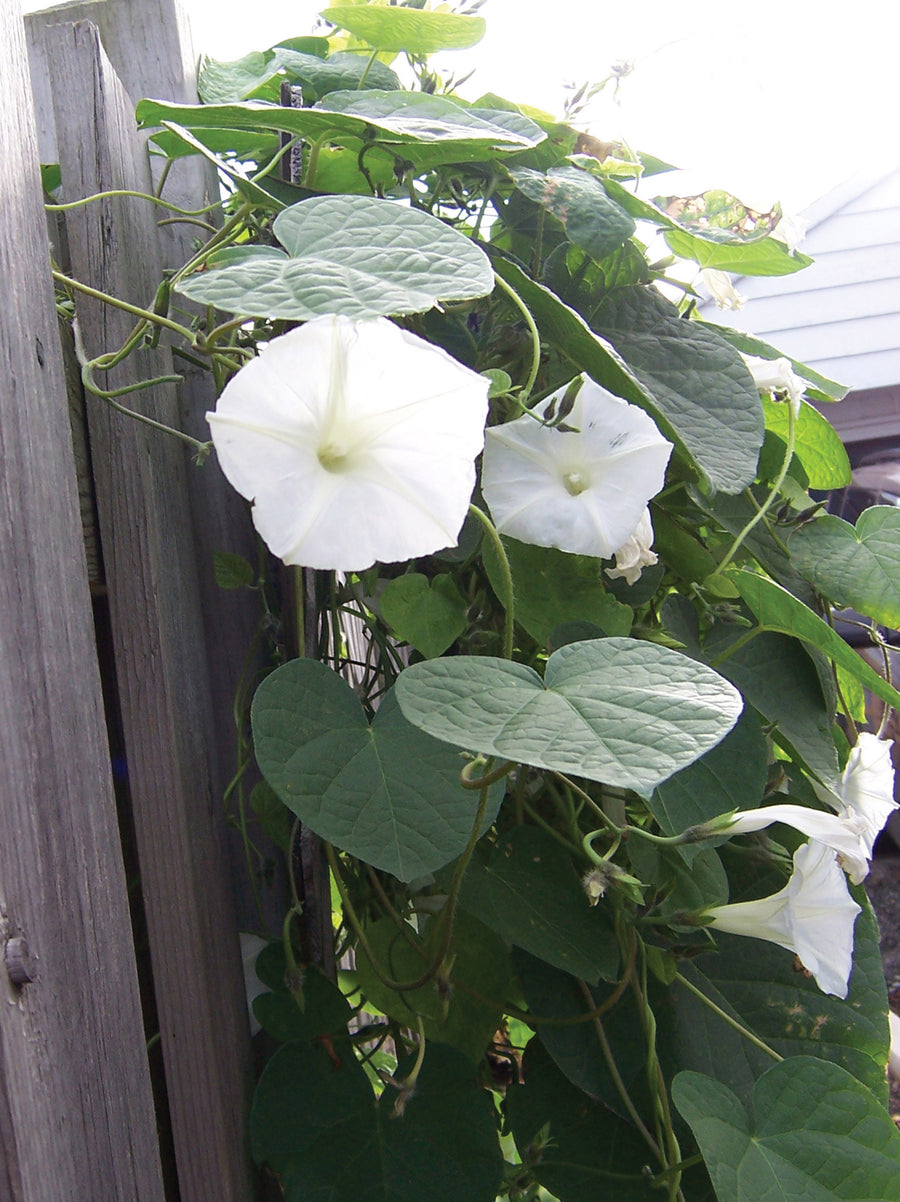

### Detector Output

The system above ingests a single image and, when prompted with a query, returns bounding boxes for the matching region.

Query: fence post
[0,2,165,1196]
[25,17,259,1199]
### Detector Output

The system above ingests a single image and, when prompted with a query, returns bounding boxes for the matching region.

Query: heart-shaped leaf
[396,638,742,792]
[251,1041,503,1201]
[510,166,635,262]
[320,5,486,54]
[455,826,619,984]
[789,506,900,627]
[177,194,493,319]
[673,1058,900,1202]
[251,659,503,880]
[380,573,468,659]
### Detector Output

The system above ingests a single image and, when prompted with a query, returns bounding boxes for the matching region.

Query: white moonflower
[772,212,809,255]
[701,268,746,311]
[741,353,807,417]
[207,315,489,571]
[481,377,673,559]
[712,802,872,885]
[606,507,657,585]
[813,732,897,868]
[706,840,861,998]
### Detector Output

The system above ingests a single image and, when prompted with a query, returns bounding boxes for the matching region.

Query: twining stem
[468,504,515,658]
[492,271,542,404]
[717,400,797,573]
[46,188,223,217]
[673,971,783,1061]
[54,270,195,342]
[356,47,379,89]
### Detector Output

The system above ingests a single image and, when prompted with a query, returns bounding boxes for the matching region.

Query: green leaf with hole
[251,1041,503,1201]
[673,1058,900,1202]
[482,536,633,647]
[321,5,486,54]
[456,827,619,984]
[251,659,503,881]
[763,396,850,489]
[396,638,742,792]
[380,573,468,659]
[732,570,900,712]
[510,165,635,262]
[788,507,900,627]
[177,194,492,319]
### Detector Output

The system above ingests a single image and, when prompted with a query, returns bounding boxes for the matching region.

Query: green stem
[53,270,194,342]
[717,402,797,573]
[673,971,783,1061]
[46,188,222,217]
[80,363,210,455]
[302,133,330,189]
[468,504,515,658]
[460,758,513,790]
[492,271,541,403]
[472,172,497,240]
[708,625,762,669]
[357,47,379,89]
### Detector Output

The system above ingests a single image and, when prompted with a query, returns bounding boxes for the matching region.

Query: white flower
[481,377,673,559]
[717,802,871,884]
[813,732,897,869]
[706,840,861,998]
[239,933,268,1036]
[207,316,489,571]
[741,353,807,417]
[701,268,746,311]
[772,212,809,255]
[605,507,657,585]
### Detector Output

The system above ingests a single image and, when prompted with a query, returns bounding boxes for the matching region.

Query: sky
[21,0,899,214]
[174,0,900,215]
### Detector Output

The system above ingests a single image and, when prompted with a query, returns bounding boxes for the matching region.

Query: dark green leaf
[253,965,353,1043]
[510,165,635,262]
[213,549,255,589]
[251,660,503,881]
[456,827,620,984]
[705,323,849,403]
[249,779,293,853]
[380,573,468,659]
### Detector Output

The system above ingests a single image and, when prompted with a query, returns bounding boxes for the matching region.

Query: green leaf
[252,962,353,1043]
[249,779,293,853]
[681,900,890,1104]
[159,120,283,208]
[673,1058,900,1202]
[590,286,764,494]
[628,842,728,916]
[320,5,486,54]
[788,507,900,627]
[512,950,651,1120]
[355,913,512,1061]
[396,638,743,793]
[763,396,851,489]
[177,193,492,319]
[251,1041,503,1201]
[251,659,503,881]
[149,125,280,165]
[507,1039,712,1202]
[510,165,635,262]
[40,162,61,193]
[199,46,400,105]
[380,573,468,659]
[482,536,633,647]
[212,549,255,589]
[457,827,618,984]
[732,570,900,713]
[649,708,768,846]
[665,226,813,276]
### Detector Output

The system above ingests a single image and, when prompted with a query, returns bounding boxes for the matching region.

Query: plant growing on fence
[49,2,900,1198]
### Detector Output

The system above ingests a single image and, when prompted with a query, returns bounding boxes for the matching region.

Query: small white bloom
[772,212,809,255]
[719,802,871,884]
[741,353,807,417]
[701,268,746,311]
[239,933,268,1036]
[707,840,861,998]
[481,377,673,559]
[813,732,897,869]
[605,507,657,585]
[207,316,489,571]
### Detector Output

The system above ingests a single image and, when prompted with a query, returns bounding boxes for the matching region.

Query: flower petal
[725,802,870,884]
[208,316,489,571]
[482,377,672,558]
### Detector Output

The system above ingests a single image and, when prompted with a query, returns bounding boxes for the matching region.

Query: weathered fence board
[29,18,257,1199]
[0,2,165,1196]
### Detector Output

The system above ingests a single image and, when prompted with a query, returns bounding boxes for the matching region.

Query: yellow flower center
[317,440,352,472]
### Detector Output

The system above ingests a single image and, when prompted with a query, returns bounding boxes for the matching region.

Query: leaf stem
[468,504,515,658]
[717,401,797,573]
[53,269,195,342]
[46,187,222,217]
[673,971,783,1061]
[492,271,541,403]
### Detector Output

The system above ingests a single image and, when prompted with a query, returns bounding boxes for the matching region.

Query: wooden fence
[2,0,270,1196]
